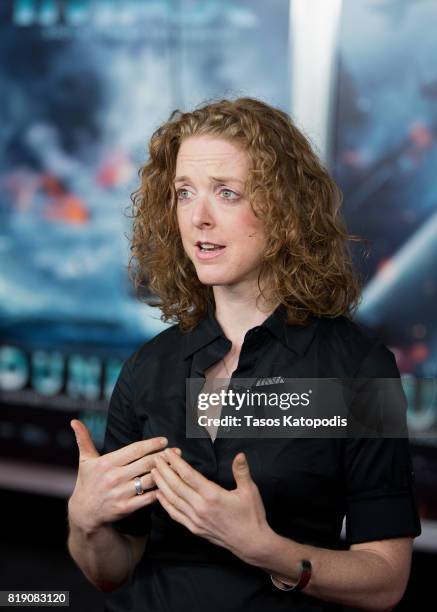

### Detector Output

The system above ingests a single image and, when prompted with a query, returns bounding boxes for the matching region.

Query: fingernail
[160,437,168,446]
[173,448,182,455]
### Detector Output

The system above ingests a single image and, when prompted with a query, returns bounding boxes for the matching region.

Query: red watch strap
[298,559,312,590]
[271,559,312,592]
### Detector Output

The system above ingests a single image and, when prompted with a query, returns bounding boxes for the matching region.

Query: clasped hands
[151,448,272,565]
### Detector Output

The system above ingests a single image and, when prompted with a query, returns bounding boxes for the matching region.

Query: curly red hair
[127,97,365,332]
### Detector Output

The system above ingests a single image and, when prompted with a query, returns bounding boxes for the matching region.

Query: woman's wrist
[270,560,312,591]
[238,524,301,577]
[244,527,312,589]
[68,497,102,536]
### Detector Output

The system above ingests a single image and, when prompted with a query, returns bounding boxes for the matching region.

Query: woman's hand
[68,419,179,534]
[151,448,273,564]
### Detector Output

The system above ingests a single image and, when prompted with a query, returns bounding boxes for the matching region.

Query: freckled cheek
[234,210,265,241]
[244,220,267,250]
[229,219,266,270]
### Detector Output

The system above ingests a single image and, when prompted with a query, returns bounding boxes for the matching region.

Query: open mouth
[195,241,226,252]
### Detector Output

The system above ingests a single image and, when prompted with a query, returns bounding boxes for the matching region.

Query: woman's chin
[196,271,236,286]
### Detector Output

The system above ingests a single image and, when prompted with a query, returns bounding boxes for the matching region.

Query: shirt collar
[183,303,320,358]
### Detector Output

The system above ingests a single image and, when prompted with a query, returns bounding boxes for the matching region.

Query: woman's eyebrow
[174,175,244,184]
[211,176,244,185]
[174,175,190,184]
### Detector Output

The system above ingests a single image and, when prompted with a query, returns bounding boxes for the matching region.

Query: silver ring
[134,477,144,495]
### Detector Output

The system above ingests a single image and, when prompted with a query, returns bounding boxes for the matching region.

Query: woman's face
[175,135,267,291]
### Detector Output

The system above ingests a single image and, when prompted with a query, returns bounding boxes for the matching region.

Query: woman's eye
[220,188,238,199]
[175,187,239,201]
[176,188,190,200]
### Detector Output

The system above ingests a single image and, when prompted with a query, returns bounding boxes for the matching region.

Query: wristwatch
[270,559,312,592]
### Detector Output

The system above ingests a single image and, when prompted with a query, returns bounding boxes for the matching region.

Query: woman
[67,97,422,611]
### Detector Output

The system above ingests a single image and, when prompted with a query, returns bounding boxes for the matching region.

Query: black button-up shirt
[102,304,421,612]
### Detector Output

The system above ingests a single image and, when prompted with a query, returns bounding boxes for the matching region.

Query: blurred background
[0,0,436,609]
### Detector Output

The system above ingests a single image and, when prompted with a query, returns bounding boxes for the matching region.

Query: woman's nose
[191,193,216,228]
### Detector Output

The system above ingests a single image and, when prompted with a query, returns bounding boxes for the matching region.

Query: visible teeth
[200,243,222,250]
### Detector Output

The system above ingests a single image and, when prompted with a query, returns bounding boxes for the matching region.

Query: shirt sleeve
[100,350,153,537]
[343,342,422,545]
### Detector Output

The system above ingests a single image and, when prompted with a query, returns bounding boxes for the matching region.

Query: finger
[232,453,253,488]
[155,490,199,534]
[70,419,100,461]
[107,436,168,467]
[125,473,155,498]
[123,447,181,480]
[125,488,159,514]
[161,448,218,496]
[151,459,199,519]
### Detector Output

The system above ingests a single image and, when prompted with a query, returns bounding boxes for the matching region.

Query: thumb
[232,452,252,487]
[70,419,100,460]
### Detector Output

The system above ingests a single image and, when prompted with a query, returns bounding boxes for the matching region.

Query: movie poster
[0,0,290,465]
[334,0,437,526]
